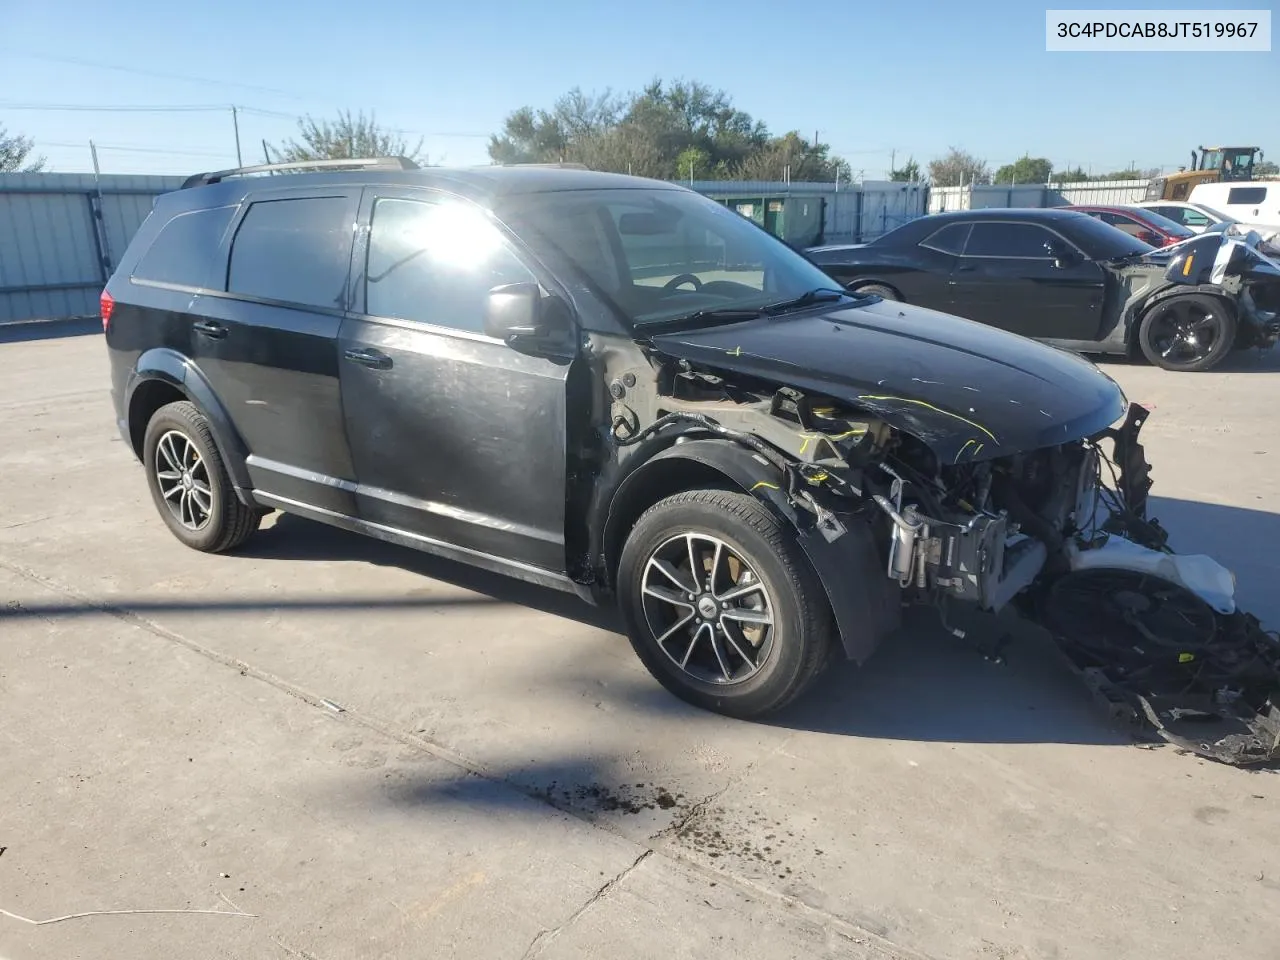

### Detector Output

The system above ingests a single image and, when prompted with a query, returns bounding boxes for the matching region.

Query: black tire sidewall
[142,402,230,551]
[617,492,825,717]
[1138,294,1236,372]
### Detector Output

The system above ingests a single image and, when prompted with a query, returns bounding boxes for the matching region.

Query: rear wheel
[617,489,834,718]
[852,283,900,302]
[142,401,263,553]
[1137,294,1236,372]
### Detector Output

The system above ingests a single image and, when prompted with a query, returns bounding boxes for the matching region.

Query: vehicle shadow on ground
[234,495,1278,747]
[233,511,621,632]
[0,317,102,344]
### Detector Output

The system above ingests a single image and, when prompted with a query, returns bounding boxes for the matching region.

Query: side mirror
[1051,247,1080,268]
[484,282,545,340]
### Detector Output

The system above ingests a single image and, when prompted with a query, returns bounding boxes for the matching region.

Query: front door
[949,220,1106,341]
[189,186,362,515]
[337,188,573,574]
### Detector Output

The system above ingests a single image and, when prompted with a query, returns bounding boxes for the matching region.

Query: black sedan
[807,208,1280,372]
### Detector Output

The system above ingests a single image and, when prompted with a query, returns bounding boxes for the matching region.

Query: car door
[187,186,361,516]
[905,221,971,310]
[337,187,573,574]
[948,220,1106,340]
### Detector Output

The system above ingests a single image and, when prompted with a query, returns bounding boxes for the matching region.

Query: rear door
[187,186,361,515]
[336,187,573,574]
[948,221,1106,340]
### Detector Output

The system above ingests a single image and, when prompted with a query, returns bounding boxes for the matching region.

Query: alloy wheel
[154,429,213,531]
[1148,300,1221,365]
[639,532,775,685]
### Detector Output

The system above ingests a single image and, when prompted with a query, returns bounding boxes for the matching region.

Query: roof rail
[488,162,590,171]
[181,156,419,189]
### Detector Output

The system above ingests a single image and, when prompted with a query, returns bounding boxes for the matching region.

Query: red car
[1064,204,1196,247]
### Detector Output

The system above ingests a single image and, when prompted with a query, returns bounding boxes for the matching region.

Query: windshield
[1066,212,1156,259]
[497,187,842,328]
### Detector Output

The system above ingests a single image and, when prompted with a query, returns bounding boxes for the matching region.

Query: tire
[617,489,834,718]
[852,283,900,302]
[142,400,262,553]
[1137,294,1236,372]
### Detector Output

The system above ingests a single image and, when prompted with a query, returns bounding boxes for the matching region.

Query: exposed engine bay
[611,356,1280,766]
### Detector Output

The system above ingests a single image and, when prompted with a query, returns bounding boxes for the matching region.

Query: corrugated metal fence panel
[927,185,968,213]
[0,173,183,324]
[927,178,1150,214]
[0,191,101,323]
[858,181,927,240]
[1053,179,1148,205]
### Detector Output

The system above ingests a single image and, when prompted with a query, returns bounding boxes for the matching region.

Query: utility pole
[890,149,896,178]
[262,139,271,165]
[231,106,243,167]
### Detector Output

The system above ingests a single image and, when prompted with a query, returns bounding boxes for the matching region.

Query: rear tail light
[100,290,115,332]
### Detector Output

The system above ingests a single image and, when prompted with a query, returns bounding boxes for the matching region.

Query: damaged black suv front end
[634,302,1279,765]
[500,180,1278,764]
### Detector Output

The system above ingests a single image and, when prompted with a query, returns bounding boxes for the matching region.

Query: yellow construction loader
[1145,146,1264,201]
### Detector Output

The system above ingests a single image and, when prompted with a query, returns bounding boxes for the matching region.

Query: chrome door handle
[192,320,227,339]
[343,347,393,370]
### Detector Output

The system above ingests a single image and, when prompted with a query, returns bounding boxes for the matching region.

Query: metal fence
[927,179,1149,213]
[0,170,1156,326]
[0,172,183,324]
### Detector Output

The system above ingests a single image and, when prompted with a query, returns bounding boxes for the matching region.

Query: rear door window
[227,196,353,310]
[963,222,1060,258]
[133,206,236,288]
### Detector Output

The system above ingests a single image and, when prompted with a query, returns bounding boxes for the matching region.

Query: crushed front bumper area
[875,403,1280,766]
[1037,408,1280,766]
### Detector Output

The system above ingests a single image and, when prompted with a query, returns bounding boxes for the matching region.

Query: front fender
[604,438,900,663]
[127,348,252,493]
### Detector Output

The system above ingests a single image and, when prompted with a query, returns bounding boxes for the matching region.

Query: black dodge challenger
[807,209,1280,372]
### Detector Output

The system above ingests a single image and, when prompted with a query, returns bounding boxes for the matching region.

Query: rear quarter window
[919,222,971,254]
[227,196,352,309]
[132,205,236,288]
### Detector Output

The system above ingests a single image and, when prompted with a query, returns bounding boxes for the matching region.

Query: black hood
[648,299,1127,465]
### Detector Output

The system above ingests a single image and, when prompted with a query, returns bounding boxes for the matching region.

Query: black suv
[104,157,1144,718]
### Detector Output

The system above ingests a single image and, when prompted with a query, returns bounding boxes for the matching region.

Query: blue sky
[2,0,1277,178]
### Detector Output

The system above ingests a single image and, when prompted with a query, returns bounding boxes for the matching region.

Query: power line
[41,140,235,158]
[0,101,231,113]
[2,51,309,100]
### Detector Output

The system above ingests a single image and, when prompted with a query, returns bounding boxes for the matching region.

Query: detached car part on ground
[808,209,1280,373]
[103,164,1280,765]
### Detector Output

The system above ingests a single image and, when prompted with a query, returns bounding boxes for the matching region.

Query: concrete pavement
[2,327,1278,960]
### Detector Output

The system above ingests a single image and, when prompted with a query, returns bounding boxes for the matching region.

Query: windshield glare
[498,188,841,327]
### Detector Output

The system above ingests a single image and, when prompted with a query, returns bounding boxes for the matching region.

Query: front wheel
[851,283,900,302]
[1137,295,1236,372]
[617,489,834,718]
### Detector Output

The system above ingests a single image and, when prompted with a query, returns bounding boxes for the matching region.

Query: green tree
[674,145,711,181]
[488,80,848,182]
[927,147,990,186]
[890,157,920,181]
[1053,166,1092,183]
[0,124,46,172]
[1255,159,1279,177]
[1096,166,1159,181]
[993,155,1052,184]
[268,111,424,163]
